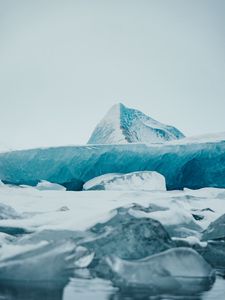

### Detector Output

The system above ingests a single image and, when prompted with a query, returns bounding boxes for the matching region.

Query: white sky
[0,0,225,149]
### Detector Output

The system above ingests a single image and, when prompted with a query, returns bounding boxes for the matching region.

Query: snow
[88,103,127,144]
[172,236,208,247]
[130,203,198,227]
[0,241,48,261]
[83,171,166,191]
[167,132,225,145]
[0,184,225,234]
[87,103,184,144]
[0,203,21,220]
[0,232,15,245]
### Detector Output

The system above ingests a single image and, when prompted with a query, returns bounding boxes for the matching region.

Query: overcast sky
[0,0,225,149]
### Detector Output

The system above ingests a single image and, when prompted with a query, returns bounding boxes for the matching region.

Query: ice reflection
[63,276,218,300]
[0,276,224,300]
[64,277,116,300]
[0,280,65,300]
[109,288,203,300]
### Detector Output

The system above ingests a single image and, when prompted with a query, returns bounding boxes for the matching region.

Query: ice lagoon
[0,183,225,299]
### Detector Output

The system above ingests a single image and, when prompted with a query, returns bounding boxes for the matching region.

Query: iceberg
[0,134,224,190]
[83,171,166,191]
[87,103,184,144]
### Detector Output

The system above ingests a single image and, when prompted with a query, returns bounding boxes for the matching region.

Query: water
[64,276,225,300]
[0,275,224,300]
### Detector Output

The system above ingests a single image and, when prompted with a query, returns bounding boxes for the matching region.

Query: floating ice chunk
[129,203,202,238]
[106,247,215,293]
[82,206,174,274]
[83,171,166,191]
[0,240,76,283]
[197,240,225,269]
[35,180,66,191]
[199,213,225,269]
[202,213,225,241]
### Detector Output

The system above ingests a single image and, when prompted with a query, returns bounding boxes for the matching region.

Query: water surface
[0,275,224,300]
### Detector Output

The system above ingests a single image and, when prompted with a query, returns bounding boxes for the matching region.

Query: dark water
[0,276,224,300]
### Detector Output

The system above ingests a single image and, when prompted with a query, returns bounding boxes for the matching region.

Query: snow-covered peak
[87,103,185,144]
[104,103,122,121]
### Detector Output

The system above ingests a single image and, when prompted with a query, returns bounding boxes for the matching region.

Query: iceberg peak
[87,103,185,144]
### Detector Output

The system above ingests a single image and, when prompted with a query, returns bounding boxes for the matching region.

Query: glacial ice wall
[0,140,224,190]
